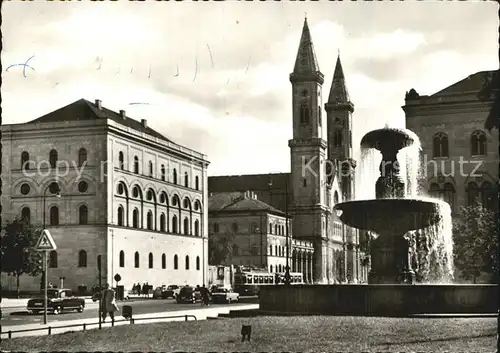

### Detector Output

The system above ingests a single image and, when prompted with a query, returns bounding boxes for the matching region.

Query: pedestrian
[100,283,119,324]
[201,285,210,306]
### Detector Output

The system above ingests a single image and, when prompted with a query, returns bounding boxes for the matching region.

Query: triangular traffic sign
[35,229,57,251]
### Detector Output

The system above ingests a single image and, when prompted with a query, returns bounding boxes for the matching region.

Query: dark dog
[241,324,252,342]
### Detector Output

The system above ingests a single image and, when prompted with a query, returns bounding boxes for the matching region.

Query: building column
[308,253,313,283]
[303,253,308,283]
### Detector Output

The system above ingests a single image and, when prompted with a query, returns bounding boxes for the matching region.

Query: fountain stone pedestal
[368,232,416,284]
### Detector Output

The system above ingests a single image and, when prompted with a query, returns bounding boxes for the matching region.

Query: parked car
[211,287,240,304]
[153,286,166,299]
[163,285,181,299]
[176,286,202,304]
[27,288,85,315]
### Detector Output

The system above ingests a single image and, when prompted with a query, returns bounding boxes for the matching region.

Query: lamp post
[269,175,291,286]
[42,182,61,325]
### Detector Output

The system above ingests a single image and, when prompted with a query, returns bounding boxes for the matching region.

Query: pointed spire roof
[293,18,320,74]
[328,55,351,103]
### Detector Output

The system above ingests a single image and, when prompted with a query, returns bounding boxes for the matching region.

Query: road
[1,298,253,327]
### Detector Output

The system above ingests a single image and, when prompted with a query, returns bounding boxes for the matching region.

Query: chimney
[120,110,126,119]
[95,99,102,110]
[141,119,147,128]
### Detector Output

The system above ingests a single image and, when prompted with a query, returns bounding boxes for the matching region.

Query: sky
[2,1,498,177]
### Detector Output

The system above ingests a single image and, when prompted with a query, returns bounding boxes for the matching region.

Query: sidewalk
[0,304,259,339]
[1,297,94,309]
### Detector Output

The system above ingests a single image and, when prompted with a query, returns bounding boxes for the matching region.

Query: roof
[431,70,497,97]
[29,98,175,143]
[328,55,350,103]
[293,18,320,74]
[208,173,290,192]
[208,192,285,216]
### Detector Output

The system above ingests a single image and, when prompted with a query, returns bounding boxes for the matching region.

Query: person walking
[100,284,119,324]
[201,285,210,306]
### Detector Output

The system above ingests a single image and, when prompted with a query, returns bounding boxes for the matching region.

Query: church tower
[288,18,330,284]
[325,54,359,282]
[325,55,356,201]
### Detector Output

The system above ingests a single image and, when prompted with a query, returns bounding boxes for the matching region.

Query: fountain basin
[334,199,445,234]
[360,127,419,151]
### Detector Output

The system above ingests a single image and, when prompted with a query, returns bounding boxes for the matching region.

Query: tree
[0,219,44,297]
[453,201,499,283]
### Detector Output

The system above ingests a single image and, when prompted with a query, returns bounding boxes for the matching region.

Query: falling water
[355,147,377,200]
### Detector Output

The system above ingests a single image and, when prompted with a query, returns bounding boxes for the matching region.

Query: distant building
[403,70,499,218]
[208,191,315,282]
[1,98,209,292]
[208,19,369,284]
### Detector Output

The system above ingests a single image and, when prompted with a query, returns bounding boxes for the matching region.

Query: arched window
[174,254,178,269]
[471,130,487,156]
[195,176,199,190]
[275,224,278,235]
[79,205,88,225]
[194,220,200,236]
[148,253,153,268]
[50,206,59,226]
[196,256,200,270]
[134,252,140,268]
[270,265,273,272]
[21,207,30,223]
[479,181,496,210]
[78,148,87,167]
[333,130,343,147]
[21,151,30,170]
[269,245,273,256]
[173,168,178,184]
[433,132,449,158]
[300,101,309,123]
[49,250,58,268]
[49,149,58,168]
[184,217,190,235]
[162,253,166,269]
[275,245,278,256]
[161,165,166,181]
[334,191,339,205]
[184,172,189,187]
[134,156,139,174]
[269,223,272,234]
[147,211,153,230]
[78,250,87,267]
[318,106,322,126]
[119,151,124,170]
[133,208,139,228]
[278,264,282,272]
[119,251,125,267]
[429,183,456,213]
[185,255,190,270]
[172,215,178,233]
[149,161,153,177]
[160,213,166,232]
[118,206,124,226]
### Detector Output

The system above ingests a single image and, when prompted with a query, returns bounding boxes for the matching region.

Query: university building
[208,191,315,282]
[208,19,369,284]
[1,98,209,292]
[403,70,499,217]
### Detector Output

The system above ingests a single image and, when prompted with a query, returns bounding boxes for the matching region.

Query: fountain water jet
[335,127,453,284]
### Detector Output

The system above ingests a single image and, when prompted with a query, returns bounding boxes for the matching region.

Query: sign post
[34,229,57,325]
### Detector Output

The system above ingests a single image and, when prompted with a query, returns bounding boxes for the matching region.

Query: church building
[209,19,368,284]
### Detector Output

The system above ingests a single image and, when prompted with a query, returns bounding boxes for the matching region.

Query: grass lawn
[0,316,497,352]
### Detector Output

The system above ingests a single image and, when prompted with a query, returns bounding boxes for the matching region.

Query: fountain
[259,127,497,316]
[334,127,447,284]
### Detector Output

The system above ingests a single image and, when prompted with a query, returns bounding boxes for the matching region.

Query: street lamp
[42,181,61,325]
[269,175,291,286]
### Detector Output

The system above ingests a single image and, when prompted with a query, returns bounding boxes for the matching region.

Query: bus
[233,267,304,296]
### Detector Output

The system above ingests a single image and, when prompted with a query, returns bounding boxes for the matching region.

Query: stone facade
[1,99,209,292]
[208,191,315,282]
[403,70,499,218]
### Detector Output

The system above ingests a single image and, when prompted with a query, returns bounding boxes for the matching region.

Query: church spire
[293,17,320,74]
[328,55,351,104]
